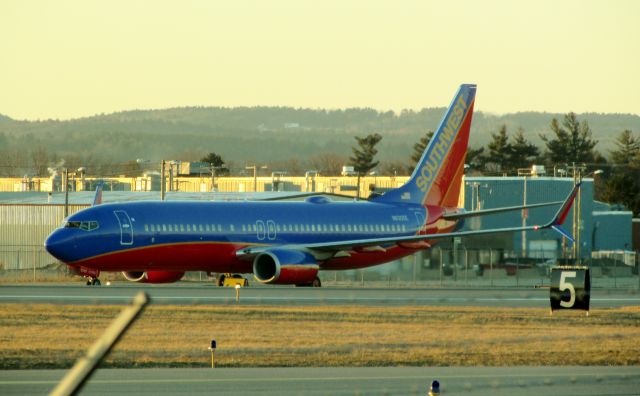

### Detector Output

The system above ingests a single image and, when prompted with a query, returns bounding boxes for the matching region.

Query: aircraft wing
[236,183,580,258]
[442,200,564,221]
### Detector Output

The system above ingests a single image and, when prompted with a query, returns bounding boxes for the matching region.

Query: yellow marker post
[235,284,241,303]
[208,340,216,368]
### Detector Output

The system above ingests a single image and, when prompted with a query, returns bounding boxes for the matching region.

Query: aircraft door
[256,220,266,240]
[267,220,276,240]
[114,210,134,245]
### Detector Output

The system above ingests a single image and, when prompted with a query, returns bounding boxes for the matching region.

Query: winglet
[551,225,574,244]
[92,182,104,206]
[541,182,580,244]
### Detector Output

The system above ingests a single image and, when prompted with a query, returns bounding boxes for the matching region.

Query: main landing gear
[295,276,322,288]
[85,277,101,286]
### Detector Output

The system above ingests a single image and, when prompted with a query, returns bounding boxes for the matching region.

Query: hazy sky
[1,0,638,120]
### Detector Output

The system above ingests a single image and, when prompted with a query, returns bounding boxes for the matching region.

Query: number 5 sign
[550,266,591,313]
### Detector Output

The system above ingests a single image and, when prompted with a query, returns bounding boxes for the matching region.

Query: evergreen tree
[610,129,640,167]
[349,133,383,175]
[601,130,640,215]
[540,112,598,165]
[200,152,229,175]
[509,127,540,170]
[466,146,486,172]
[410,131,434,171]
[349,133,382,199]
[601,172,640,215]
[485,125,513,172]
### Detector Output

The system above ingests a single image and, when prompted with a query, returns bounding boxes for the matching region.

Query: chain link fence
[324,247,640,289]
[1,245,639,289]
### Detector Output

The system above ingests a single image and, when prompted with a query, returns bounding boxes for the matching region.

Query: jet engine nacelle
[253,249,319,285]
[122,271,185,284]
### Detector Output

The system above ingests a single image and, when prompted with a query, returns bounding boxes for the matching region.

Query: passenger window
[145,224,149,232]
[162,225,167,232]
[206,224,210,231]
[180,224,185,232]
[187,224,191,232]
[199,224,204,232]
[230,224,235,232]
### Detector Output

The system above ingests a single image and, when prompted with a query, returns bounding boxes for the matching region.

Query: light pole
[246,165,267,192]
[566,164,602,262]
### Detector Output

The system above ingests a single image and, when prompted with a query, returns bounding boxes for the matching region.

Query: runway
[1,366,638,395]
[0,283,639,307]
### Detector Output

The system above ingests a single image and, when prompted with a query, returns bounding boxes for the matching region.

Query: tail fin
[92,182,104,206]
[372,84,476,207]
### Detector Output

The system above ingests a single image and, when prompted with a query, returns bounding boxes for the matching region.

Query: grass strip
[1,304,639,368]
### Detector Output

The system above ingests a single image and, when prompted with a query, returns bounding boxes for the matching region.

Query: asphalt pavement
[1,366,639,395]
[1,282,639,307]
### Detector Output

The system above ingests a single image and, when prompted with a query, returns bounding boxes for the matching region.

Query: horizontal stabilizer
[92,182,104,206]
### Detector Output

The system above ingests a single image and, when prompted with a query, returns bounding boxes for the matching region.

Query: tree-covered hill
[0,107,638,172]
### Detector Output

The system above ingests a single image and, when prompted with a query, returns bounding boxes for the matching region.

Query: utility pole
[246,164,267,193]
[210,164,215,192]
[567,162,586,262]
[63,168,69,218]
[522,175,527,257]
[160,160,166,201]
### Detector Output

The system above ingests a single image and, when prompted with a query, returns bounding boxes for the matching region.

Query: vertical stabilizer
[372,84,476,207]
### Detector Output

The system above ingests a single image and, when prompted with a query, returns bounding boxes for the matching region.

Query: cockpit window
[64,220,99,231]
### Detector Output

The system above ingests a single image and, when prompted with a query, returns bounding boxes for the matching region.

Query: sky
[1,0,639,120]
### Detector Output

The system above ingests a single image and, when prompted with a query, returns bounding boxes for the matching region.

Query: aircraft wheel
[312,277,322,288]
[217,274,226,287]
[92,279,101,286]
[86,279,92,286]
[243,279,249,287]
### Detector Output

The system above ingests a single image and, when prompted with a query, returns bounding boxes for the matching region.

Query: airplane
[44,84,579,287]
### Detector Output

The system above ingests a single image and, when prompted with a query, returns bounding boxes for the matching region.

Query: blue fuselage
[45,198,457,273]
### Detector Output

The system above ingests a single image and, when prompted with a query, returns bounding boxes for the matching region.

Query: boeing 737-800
[45,84,578,287]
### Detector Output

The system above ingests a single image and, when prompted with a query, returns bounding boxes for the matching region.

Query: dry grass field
[1,304,639,369]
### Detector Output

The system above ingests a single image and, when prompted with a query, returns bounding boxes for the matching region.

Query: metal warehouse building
[461,176,633,259]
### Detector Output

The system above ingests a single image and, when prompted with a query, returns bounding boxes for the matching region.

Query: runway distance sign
[550,266,590,312]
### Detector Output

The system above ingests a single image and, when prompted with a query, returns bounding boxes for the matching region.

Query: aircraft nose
[45,230,74,262]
